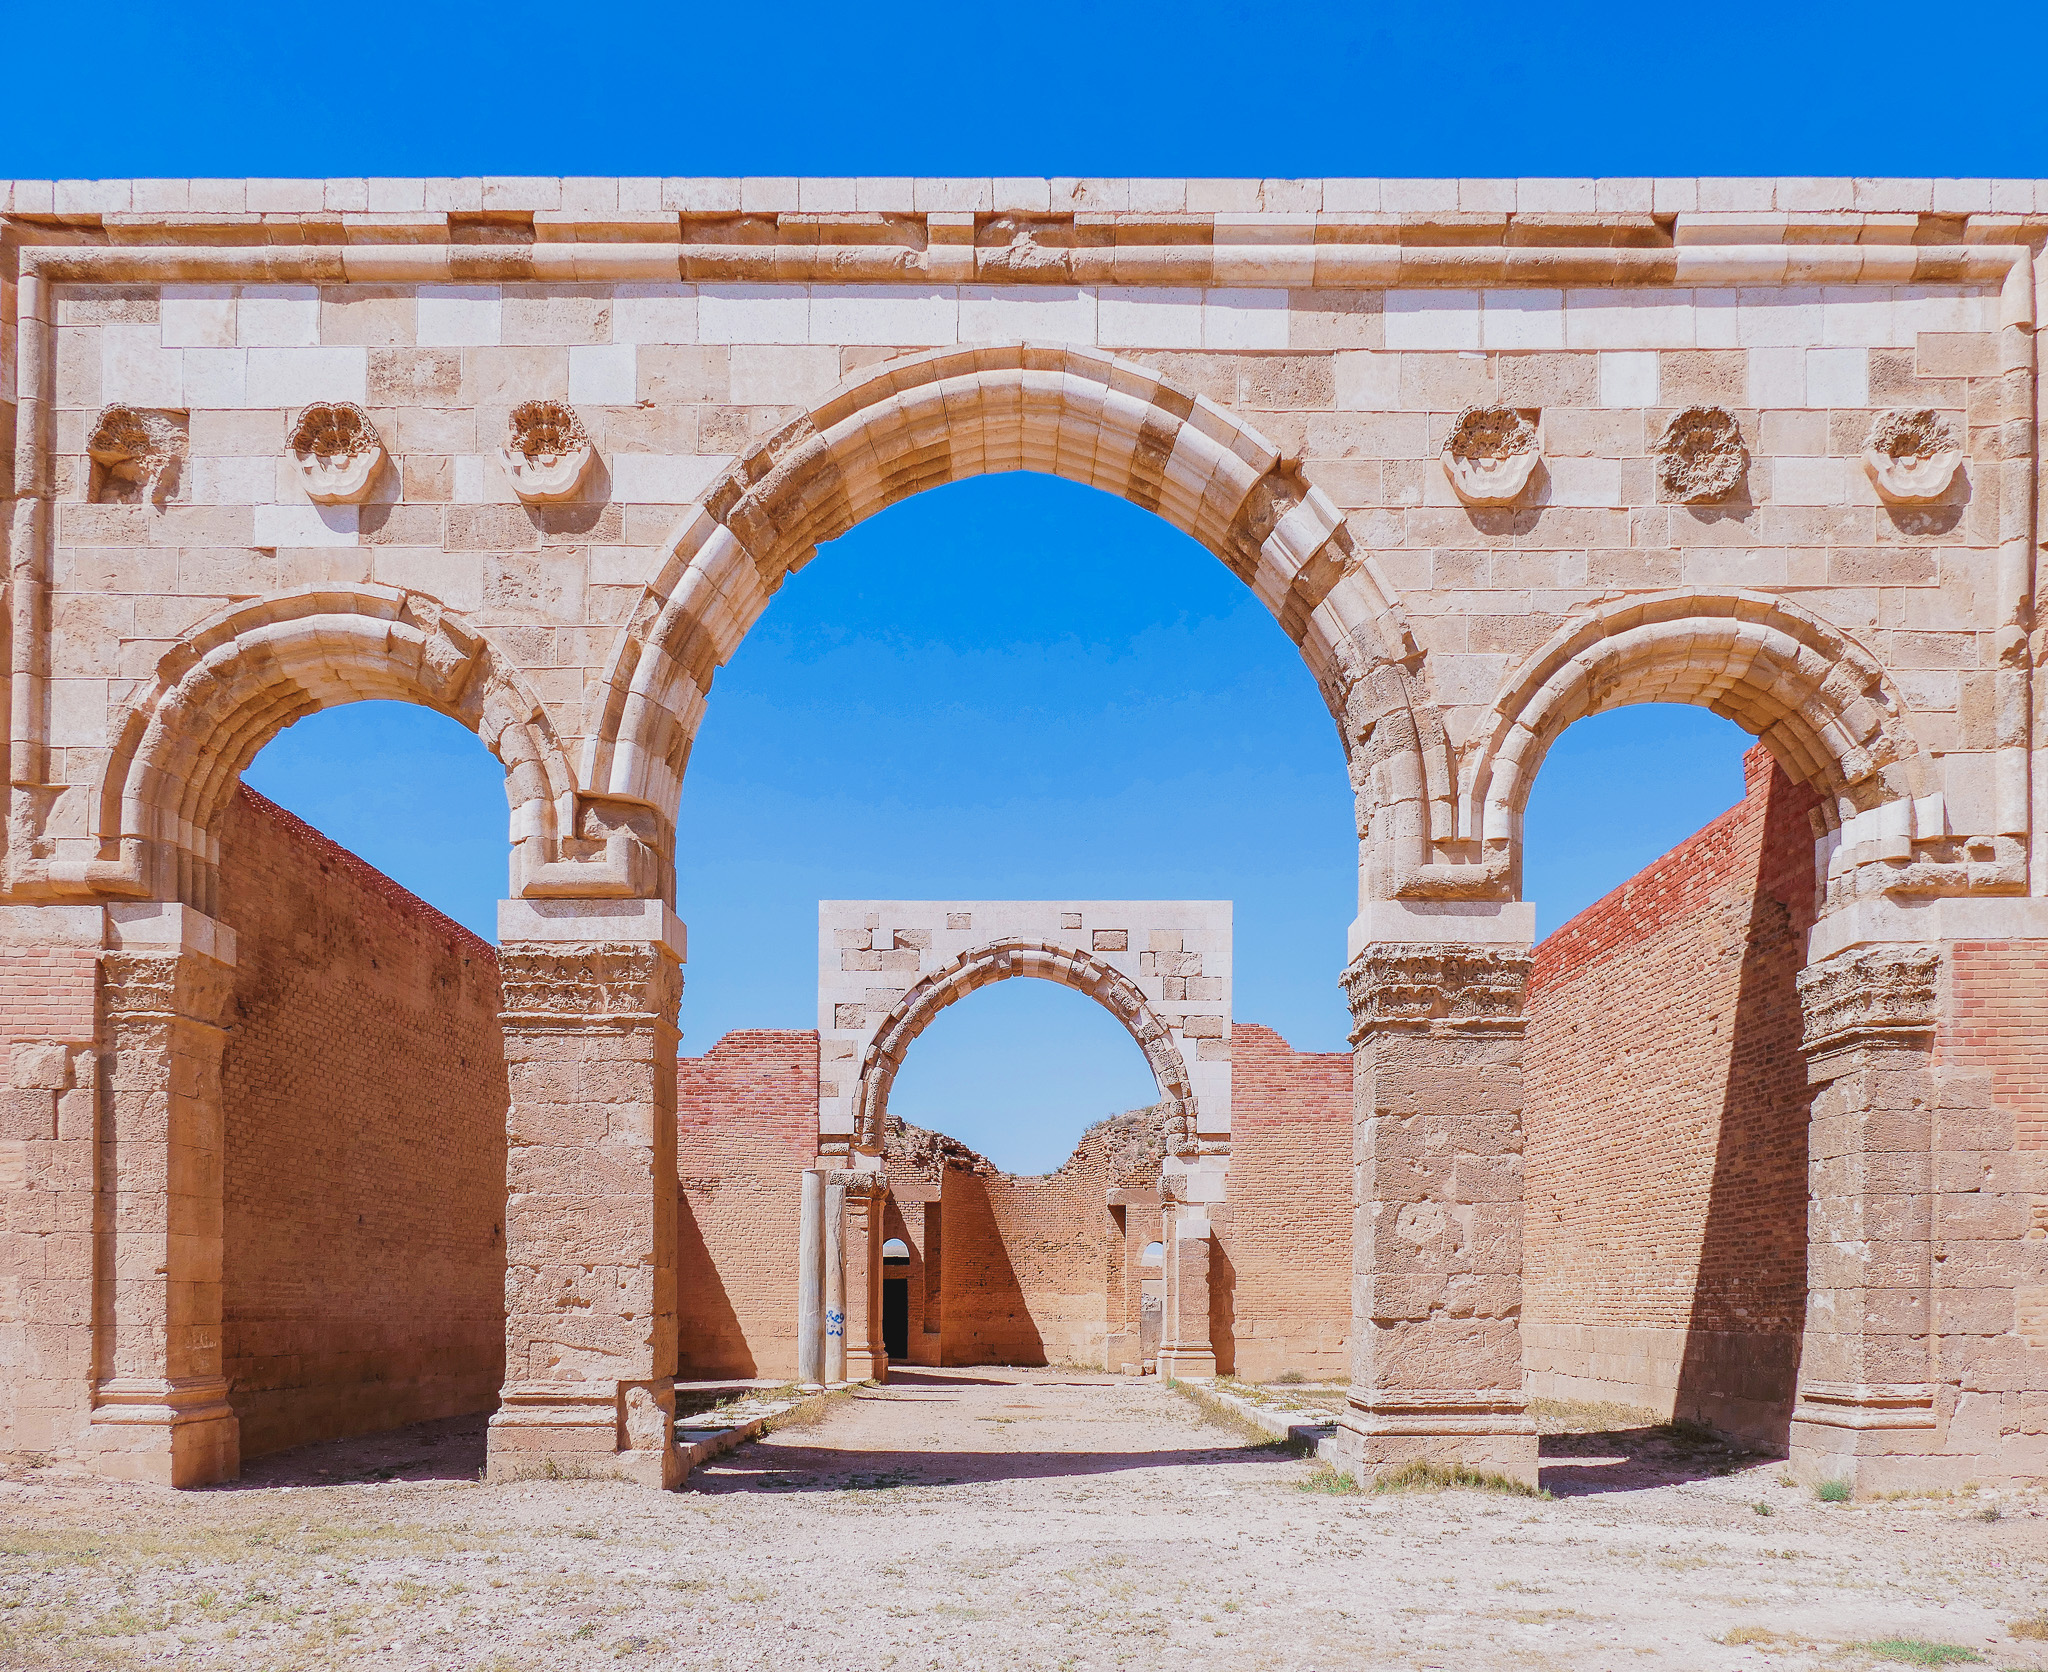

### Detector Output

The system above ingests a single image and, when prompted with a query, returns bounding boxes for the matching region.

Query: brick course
[1214,1023,1351,1381]
[675,1029,817,1379]
[217,788,507,1458]
[1523,748,1819,1442]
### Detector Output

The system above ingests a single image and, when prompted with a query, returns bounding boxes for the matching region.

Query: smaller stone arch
[1444,590,1941,905]
[62,586,595,915]
[853,938,1199,1156]
[818,901,1233,1175]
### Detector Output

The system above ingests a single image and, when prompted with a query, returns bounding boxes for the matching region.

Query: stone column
[85,927,240,1486]
[837,1171,887,1381]
[796,1169,824,1387]
[1790,943,1943,1488]
[1329,942,1538,1487]
[488,904,686,1489]
[1156,1198,1217,1378]
[823,1176,847,1384]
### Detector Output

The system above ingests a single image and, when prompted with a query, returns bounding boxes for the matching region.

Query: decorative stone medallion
[1862,409,1964,504]
[286,402,386,505]
[1654,405,1748,503]
[1441,406,1541,507]
[87,404,186,505]
[499,400,594,503]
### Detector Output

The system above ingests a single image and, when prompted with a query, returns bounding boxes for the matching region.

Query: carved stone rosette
[1441,405,1541,506]
[1795,944,1941,1057]
[88,404,187,505]
[499,400,595,503]
[497,941,681,1028]
[287,401,386,504]
[1654,405,1748,502]
[1861,409,1964,504]
[1342,942,1534,1040]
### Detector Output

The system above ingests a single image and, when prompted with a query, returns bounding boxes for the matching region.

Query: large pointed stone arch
[58,586,584,916]
[584,344,1420,836]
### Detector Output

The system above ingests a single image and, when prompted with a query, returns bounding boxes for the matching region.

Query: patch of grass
[1859,1641,1983,1666]
[1167,1379,1307,1454]
[1974,1503,2001,1523]
[1270,1370,1307,1386]
[1752,1500,1775,1516]
[1373,1459,1550,1500]
[1720,1625,1812,1649]
[1528,1396,1661,1435]
[1294,1464,1361,1495]
[1814,1477,1854,1503]
[2009,1616,2048,1642]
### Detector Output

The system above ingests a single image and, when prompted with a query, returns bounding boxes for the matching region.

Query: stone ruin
[0,174,2042,1497]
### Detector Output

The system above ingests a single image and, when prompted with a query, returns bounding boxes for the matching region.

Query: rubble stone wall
[1523,748,1820,1444]
[217,787,507,1458]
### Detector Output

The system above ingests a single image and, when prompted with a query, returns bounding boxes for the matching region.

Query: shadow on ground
[1540,1422,1763,1497]
[692,1440,1294,1493]
[200,1412,489,1491]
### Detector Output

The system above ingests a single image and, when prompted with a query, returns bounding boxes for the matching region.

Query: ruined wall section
[1218,1023,1351,1381]
[218,787,507,1458]
[674,1028,817,1380]
[1523,748,1819,1444]
[928,1110,1164,1369]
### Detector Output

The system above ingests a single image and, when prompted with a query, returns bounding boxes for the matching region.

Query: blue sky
[49,0,2038,1170]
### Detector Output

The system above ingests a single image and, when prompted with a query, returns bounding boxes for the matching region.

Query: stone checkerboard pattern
[0,179,2044,1493]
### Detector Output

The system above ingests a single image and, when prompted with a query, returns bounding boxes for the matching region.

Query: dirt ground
[3,1366,2044,1671]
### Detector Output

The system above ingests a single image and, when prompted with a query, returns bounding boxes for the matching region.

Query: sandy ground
[2,1366,2044,1671]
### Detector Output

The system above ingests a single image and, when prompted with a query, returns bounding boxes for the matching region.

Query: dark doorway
[883,1277,910,1360]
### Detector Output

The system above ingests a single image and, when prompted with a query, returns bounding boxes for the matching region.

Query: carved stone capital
[824,1168,888,1204]
[1342,942,1533,1040]
[498,941,681,1028]
[1796,944,1940,1057]
[100,951,234,1030]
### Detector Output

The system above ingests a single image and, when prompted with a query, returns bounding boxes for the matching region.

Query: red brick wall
[675,1028,817,1379]
[1523,748,1818,1442]
[941,1152,1114,1367]
[218,787,508,1458]
[1942,944,2048,1152]
[1216,1023,1351,1381]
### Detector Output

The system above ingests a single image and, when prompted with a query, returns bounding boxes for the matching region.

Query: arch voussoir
[587,344,1416,823]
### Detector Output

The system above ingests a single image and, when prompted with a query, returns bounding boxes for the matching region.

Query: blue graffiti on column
[826,1309,845,1338]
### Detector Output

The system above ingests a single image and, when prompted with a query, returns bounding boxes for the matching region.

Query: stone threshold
[1181,1378,1346,1463]
[672,1380,857,1470]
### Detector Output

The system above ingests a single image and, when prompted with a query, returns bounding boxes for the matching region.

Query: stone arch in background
[852,939,1198,1157]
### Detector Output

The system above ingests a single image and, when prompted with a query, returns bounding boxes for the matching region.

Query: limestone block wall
[0,935,100,1455]
[674,1028,817,1380]
[1523,749,1820,1443]
[217,788,507,1458]
[1217,1024,1352,1381]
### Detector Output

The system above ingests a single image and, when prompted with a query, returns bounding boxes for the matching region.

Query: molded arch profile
[1448,590,1934,898]
[851,937,1196,1157]
[68,586,584,915]
[582,342,1420,830]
